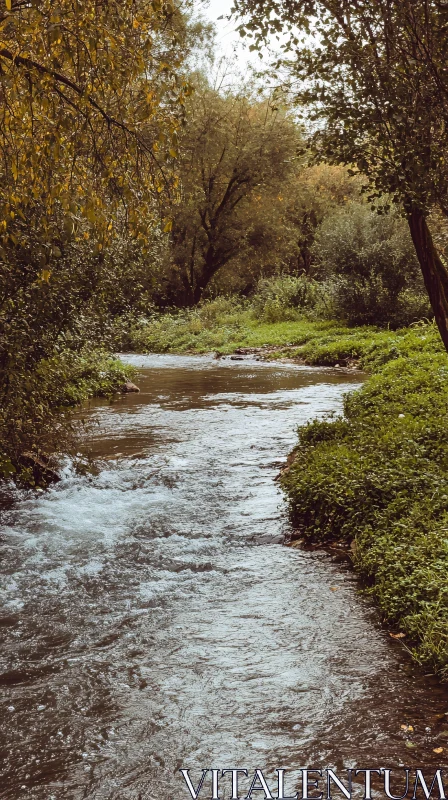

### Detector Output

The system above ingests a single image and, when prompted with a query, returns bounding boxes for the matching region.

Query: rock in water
[120,381,140,393]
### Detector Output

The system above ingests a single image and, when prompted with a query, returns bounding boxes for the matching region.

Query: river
[1,354,447,800]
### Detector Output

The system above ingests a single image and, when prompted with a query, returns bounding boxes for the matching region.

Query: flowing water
[1,354,447,800]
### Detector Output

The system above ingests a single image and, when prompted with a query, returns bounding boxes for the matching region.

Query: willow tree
[0,0,193,246]
[0,0,192,360]
[0,0,194,478]
[232,0,448,350]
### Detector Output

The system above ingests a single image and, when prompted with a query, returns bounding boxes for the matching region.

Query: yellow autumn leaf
[39,269,51,283]
[433,747,444,754]
[5,0,11,10]
[163,220,173,232]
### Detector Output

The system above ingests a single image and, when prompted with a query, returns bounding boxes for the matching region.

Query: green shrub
[251,275,329,322]
[313,203,432,326]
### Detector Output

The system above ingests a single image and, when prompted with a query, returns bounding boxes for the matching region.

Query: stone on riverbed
[120,381,140,393]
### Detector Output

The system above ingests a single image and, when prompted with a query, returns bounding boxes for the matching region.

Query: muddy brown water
[1,354,447,800]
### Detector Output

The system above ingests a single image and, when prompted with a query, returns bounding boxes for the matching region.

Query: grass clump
[297,321,444,368]
[281,351,448,677]
[53,350,136,406]
[125,297,253,354]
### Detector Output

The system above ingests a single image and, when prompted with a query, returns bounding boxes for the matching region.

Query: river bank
[5,299,448,679]
[0,350,136,487]
[126,304,448,679]
[122,299,444,367]
[281,346,448,681]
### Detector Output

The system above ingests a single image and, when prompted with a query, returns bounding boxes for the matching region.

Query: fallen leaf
[330,587,339,592]
[401,725,414,732]
[390,632,406,639]
[405,740,416,749]
[433,747,444,754]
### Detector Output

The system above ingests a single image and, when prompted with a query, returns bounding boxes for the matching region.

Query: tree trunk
[407,207,448,353]
[192,244,219,304]
[193,283,204,305]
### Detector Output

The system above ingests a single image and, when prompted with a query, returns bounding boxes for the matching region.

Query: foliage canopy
[0,0,192,250]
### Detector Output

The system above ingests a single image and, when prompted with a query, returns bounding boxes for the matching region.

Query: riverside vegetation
[0,350,135,486]
[282,348,448,679]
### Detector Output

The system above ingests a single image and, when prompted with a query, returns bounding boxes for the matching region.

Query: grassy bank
[0,349,135,486]
[48,349,136,407]
[124,297,444,367]
[282,349,448,678]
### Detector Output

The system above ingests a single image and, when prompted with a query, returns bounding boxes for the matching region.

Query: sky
[195,0,282,77]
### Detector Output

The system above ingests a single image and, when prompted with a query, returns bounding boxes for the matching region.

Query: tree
[232,0,448,351]
[166,80,303,304]
[283,163,364,275]
[0,0,194,394]
[0,0,198,478]
[203,163,362,296]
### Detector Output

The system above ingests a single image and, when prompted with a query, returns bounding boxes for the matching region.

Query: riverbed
[1,354,447,800]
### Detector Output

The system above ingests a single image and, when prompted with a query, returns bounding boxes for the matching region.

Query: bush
[0,218,160,487]
[282,351,448,676]
[313,203,432,327]
[251,274,331,322]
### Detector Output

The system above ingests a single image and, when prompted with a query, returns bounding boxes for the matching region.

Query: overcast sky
[195,0,280,76]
